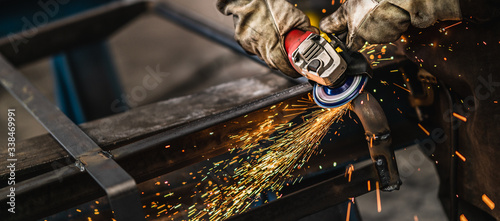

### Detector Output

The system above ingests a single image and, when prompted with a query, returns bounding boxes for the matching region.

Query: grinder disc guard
[313,75,368,108]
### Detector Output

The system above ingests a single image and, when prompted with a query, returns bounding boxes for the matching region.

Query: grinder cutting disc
[313,75,368,108]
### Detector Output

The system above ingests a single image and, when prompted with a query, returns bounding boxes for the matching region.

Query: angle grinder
[285,29,372,108]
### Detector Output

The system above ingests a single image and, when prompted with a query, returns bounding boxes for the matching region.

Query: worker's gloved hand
[319,0,461,50]
[217,0,317,78]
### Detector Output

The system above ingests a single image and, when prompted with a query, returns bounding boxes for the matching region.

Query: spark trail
[191,103,350,220]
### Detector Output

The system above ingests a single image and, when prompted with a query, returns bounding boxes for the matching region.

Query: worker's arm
[216,0,317,78]
[319,0,461,50]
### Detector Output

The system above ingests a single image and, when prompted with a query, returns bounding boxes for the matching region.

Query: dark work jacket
[404,7,500,220]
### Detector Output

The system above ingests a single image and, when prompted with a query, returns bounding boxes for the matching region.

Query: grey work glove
[320,0,462,50]
[217,0,317,78]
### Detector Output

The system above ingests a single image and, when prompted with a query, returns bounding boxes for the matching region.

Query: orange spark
[346,201,351,221]
[453,113,467,122]
[455,151,466,162]
[393,83,411,93]
[418,123,430,136]
[460,214,468,221]
[345,165,354,182]
[443,21,462,30]
[482,194,495,210]
[367,180,371,191]
[376,181,382,212]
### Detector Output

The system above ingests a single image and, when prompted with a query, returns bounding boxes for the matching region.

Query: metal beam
[228,163,378,221]
[113,83,312,159]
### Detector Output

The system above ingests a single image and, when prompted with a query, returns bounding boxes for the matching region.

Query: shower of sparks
[184,100,350,220]
[482,194,496,210]
[133,44,408,219]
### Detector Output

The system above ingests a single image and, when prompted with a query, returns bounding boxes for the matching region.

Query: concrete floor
[357,146,447,221]
[0,0,447,220]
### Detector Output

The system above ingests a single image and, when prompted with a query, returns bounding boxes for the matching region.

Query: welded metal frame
[0,1,315,219]
[0,0,417,220]
[0,54,145,220]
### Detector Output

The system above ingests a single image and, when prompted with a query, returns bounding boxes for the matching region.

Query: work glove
[217,0,318,78]
[319,0,462,50]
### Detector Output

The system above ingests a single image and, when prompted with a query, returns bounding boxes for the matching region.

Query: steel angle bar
[228,163,379,221]
[113,82,312,159]
[0,55,144,220]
